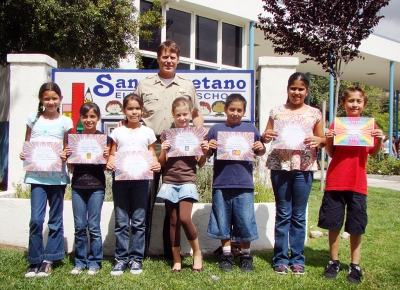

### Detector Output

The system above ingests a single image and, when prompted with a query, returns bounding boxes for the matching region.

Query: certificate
[272,118,314,150]
[68,134,107,164]
[334,117,374,146]
[114,151,153,180]
[216,131,254,161]
[165,127,204,157]
[23,141,63,172]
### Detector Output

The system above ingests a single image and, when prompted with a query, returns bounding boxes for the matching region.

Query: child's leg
[86,189,105,269]
[112,181,132,264]
[289,171,312,267]
[328,230,341,260]
[71,188,89,269]
[166,200,181,270]
[270,170,292,267]
[350,234,362,265]
[43,185,66,261]
[28,185,48,265]
[128,180,150,263]
[178,199,202,269]
[178,200,200,255]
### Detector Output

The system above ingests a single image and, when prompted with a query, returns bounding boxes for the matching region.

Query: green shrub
[367,154,400,175]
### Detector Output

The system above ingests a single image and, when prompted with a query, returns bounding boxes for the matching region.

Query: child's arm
[149,143,161,172]
[253,141,266,156]
[304,119,326,148]
[197,140,210,168]
[20,125,32,160]
[158,139,170,167]
[106,140,117,171]
[205,139,218,158]
[369,129,384,158]
[61,129,72,163]
[102,145,110,170]
[324,129,336,157]
[262,117,278,143]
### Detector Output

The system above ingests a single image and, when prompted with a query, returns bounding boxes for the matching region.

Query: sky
[373,0,400,41]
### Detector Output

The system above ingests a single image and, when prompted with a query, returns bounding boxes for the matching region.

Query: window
[222,23,242,67]
[138,3,244,70]
[166,9,191,58]
[139,0,161,52]
[196,16,218,63]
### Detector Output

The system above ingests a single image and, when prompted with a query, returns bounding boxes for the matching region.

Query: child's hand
[152,162,161,172]
[19,151,25,161]
[252,141,265,152]
[103,147,110,158]
[324,129,336,139]
[371,129,384,140]
[64,146,72,157]
[262,129,278,143]
[304,136,323,148]
[161,140,171,151]
[200,140,209,153]
[208,139,218,150]
[60,151,68,163]
[106,160,115,171]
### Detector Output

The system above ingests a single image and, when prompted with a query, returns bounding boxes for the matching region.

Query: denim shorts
[318,190,368,235]
[156,183,199,203]
[207,188,258,242]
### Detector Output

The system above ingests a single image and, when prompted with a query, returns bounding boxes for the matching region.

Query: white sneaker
[88,267,100,275]
[70,267,84,275]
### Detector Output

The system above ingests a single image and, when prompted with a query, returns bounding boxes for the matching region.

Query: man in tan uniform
[135,40,204,257]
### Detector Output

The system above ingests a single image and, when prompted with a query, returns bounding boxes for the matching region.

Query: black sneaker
[219,253,234,271]
[25,264,40,278]
[347,263,363,284]
[239,254,254,272]
[37,261,52,277]
[324,260,340,279]
[274,265,289,274]
[110,260,128,276]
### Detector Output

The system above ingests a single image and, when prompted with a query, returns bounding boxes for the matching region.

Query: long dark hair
[32,82,62,126]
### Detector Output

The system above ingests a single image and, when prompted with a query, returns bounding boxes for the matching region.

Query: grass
[0,181,399,289]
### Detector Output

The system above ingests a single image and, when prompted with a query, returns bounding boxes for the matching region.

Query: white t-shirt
[24,112,73,185]
[109,124,156,152]
[27,113,73,142]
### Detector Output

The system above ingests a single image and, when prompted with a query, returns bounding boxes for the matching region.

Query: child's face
[80,108,100,131]
[341,92,366,117]
[40,90,62,113]
[224,100,245,126]
[123,99,142,123]
[173,105,192,128]
[287,80,309,106]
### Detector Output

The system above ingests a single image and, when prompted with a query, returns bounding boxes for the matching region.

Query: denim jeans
[270,170,313,267]
[28,184,66,264]
[207,188,258,242]
[112,180,150,263]
[72,188,104,269]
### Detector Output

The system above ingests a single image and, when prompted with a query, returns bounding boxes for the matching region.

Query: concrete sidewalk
[314,171,400,191]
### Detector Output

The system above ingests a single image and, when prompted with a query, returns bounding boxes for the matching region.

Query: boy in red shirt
[318,86,383,284]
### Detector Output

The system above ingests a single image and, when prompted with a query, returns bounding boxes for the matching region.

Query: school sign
[53,69,254,133]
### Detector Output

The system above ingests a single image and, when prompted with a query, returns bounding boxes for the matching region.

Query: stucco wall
[0,199,275,256]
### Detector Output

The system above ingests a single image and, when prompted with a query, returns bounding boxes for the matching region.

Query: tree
[0,0,163,68]
[256,0,390,117]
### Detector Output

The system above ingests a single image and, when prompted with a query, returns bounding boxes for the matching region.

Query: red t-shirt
[325,122,377,195]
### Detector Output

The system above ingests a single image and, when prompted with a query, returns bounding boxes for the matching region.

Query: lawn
[0,182,399,289]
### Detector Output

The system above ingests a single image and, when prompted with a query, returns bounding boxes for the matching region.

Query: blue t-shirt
[207,122,262,189]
